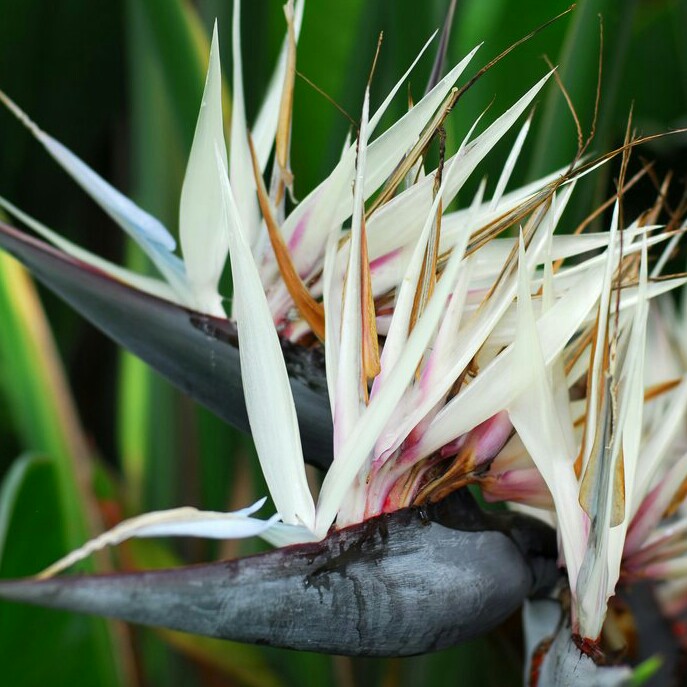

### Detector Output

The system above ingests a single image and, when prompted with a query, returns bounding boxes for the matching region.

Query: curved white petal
[38,498,279,579]
[0,196,178,302]
[0,89,185,296]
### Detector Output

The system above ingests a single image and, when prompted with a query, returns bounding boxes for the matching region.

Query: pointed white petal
[316,162,470,535]
[507,236,587,592]
[0,89,185,295]
[464,230,624,289]
[372,114,487,399]
[323,226,344,415]
[368,167,570,299]
[579,203,619,477]
[574,223,656,638]
[334,90,370,453]
[372,178,483,459]
[277,42,480,278]
[178,23,230,316]
[365,72,554,268]
[369,31,441,133]
[378,187,563,461]
[0,196,178,302]
[216,148,315,529]
[489,113,531,210]
[425,181,485,386]
[417,258,607,462]
[606,238,650,592]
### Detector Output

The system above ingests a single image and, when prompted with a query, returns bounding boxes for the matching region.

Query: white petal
[0,196,178,302]
[38,499,279,579]
[323,226,344,416]
[368,167,569,298]
[606,238,650,592]
[579,203,619,478]
[179,23,229,317]
[334,90,370,453]
[372,178,484,460]
[489,113,531,210]
[216,148,315,529]
[277,41,480,278]
[371,114,487,399]
[417,260,606,461]
[378,190,562,461]
[0,90,185,296]
[364,72,554,269]
[507,236,586,592]
[316,158,471,535]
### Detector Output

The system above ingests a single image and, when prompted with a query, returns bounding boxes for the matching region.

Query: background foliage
[0,0,685,685]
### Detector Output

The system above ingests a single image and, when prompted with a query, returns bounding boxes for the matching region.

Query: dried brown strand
[248,135,325,340]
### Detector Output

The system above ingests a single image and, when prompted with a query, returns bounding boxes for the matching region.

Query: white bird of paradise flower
[1,0,687,677]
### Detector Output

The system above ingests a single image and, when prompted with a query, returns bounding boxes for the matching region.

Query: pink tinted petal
[482,468,553,509]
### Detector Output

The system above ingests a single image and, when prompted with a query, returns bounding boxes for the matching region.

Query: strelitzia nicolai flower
[0,0,686,678]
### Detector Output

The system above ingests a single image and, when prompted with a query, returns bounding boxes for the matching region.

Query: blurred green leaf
[0,252,97,543]
[0,249,133,684]
[527,0,639,181]
[0,455,131,686]
[135,0,231,154]
[120,0,188,516]
[629,655,663,686]
[135,0,208,151]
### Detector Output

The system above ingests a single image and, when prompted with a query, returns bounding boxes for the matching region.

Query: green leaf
[0,455,129,687]
[629,655,663,687]
[135,0,230,153]
[0,251,95,544]
[0,248,132,685]
[527,0,640,181]
[120,0,187,513]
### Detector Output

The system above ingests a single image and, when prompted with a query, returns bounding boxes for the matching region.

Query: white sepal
[179,23,230,317]
[507,235,587,593]
[0,89,185,297]
[333,89,370,454]
[0,196,178,302]
[216,147,316,530]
